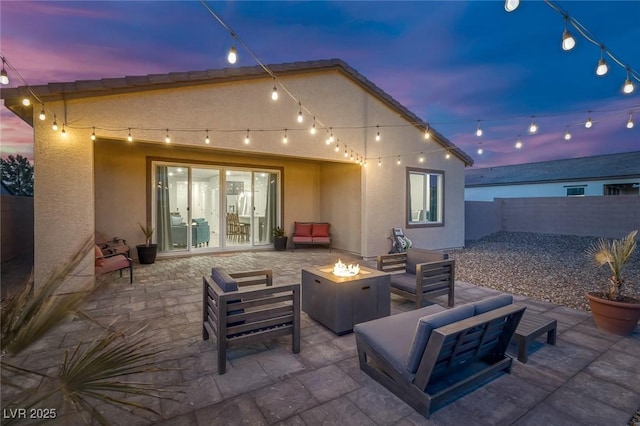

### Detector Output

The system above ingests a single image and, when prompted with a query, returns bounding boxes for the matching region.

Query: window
[566,186,585,197]
[407,168,444,227]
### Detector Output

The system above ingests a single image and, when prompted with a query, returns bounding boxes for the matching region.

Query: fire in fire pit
[332,259,360,277]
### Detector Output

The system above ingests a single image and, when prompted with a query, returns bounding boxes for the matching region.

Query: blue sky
[1,1,638,167]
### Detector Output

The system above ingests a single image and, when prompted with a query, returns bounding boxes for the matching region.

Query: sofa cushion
[473,294,513,315]
[294,222,313,237]
[406,304,475,373]
[389,273,417,293]
[292,236,313,243]
[311,223,330,237]
[211,267,239,292]
[354,304,447,381]
[94,245,105,267]
[405,248,448,274]
[312,236,331,244]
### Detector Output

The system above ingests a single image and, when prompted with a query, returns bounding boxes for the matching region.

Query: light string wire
[544,0,640,82]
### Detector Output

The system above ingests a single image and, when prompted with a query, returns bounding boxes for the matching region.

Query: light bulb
[623,77,635,94]
[562,27,576,51]
[378,157,382,166]
[627,114,634,129]
[375,126,381,142]
[297,103,303,123]
[585,117,593,129]
[504,0,519,12]
[344,147,348,157]
[52,117,58,131]
[424,127,431,139]
[334,143,340,152]
[596,58,608,76]
[61,124,67,137]
[244,129,250,144]
[165,129,171,143]
[227,46,237,64]
[515,138,523,149]
[310,124,316,135]
[39,108,46,121]
[22,98,31,106]
[418,153,425,162]
[329,128,334,143]
[564,127,571,140]
[475,122,483,137]
[127,129,133,142]
[205,130,210,144]
[0,66,8,85]
[445,152,451,159]
[283,129,288,144]
[396,156,401,165]
[90,127,96,141]
[271,85,278,101]
[529,119,538,134]
[477,147,483,155]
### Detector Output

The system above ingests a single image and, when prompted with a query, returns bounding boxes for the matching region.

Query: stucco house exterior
[2,59,473,285]
[465,151,640,201]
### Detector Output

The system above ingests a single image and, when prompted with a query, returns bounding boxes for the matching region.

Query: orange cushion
[311,223,330,237]
[294,222,312,237]
[94,245,105,267]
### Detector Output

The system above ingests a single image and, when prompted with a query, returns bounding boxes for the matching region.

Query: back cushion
[311,223,330,237]
[405,305,475,373]
[294,222,313,237]
[473,294,513,315]
[94,245,105,267]
[405,248,448,274]
[211,267,239,292]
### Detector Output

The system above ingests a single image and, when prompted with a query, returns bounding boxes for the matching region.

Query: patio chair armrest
[377,253,407,272]
[229,269,273,287]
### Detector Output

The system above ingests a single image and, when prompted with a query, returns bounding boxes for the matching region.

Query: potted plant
[272,226,288,251]
[585,230,640,336]
[136,223,158,264]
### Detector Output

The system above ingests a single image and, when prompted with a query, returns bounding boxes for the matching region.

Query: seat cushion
[96,254,130,274]
[312,236,330,244]
[406,304,475,373]
[311,223,330,237]
[473,294,513,315]
[211,267,239,292]
[292,236,313,243]
[389,273,417,293]
[355,304,447,381]
[294,222,313,237]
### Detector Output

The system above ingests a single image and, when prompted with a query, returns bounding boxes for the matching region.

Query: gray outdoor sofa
[354,294,525,418]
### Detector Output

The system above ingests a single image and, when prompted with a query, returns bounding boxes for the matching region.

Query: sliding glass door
[154,162,279,254]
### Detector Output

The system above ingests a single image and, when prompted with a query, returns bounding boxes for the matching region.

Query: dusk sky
[1,1,638,168]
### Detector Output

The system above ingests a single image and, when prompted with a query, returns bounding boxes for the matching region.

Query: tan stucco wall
[32,69,467,283]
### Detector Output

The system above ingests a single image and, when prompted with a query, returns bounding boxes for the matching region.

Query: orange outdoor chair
[95,245,133,283]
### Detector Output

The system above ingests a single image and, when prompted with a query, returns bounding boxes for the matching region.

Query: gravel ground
[447,231,640,311]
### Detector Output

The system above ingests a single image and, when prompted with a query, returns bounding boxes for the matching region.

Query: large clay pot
[136,244,158,264]
[586,292,640,336]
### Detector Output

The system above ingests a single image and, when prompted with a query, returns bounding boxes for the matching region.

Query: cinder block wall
[1,195,34,262]
[466,196,640,240]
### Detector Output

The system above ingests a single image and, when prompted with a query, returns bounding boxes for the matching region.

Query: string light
[627,113,634,129]
[165,129,171,143]
[244,129,250,144]
[127,128,133,142]
[375,125,381,142]
[0,57,8,85]
[445,151,451,159]
[596,47,608,76]
[424,125,431,139]
[328,128,334,143]
[585,112,593,129]
[564,126,572,140]
[310,117,316,135]
[22,98,30,106]
[350,150,354,161]
[90,126,96,141]
[344,146,348,157]
[227,45,237,64]
[297,103,303,123]
[475,120,483,137]
[282,128,288,144]
[334,143,340,152]
[38,105,46,121]
[623,70,635,94]
[504,0,519,12]
[418,152,425,162]
[529,116,538,134]
[477,141,483,155]
[378,157,382,166]
[205,130,210,144]
[271,79,278,101]
[61,123,67,137]
[561,16,576,51]
[396,156,401,165]
[52,115,58,131]
[515,136,523,149]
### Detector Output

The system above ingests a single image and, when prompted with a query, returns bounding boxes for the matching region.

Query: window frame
[405,167,445,229]
[565,185,586,197]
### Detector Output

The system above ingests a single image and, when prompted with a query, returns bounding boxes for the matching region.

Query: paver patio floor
[3,249,639,425]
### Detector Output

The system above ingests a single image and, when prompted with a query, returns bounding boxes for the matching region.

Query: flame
[332,259,360,277]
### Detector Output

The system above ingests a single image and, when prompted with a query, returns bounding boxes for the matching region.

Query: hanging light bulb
[627,113,634,129]
[297,103,303,123]
[515,136,523,149]
[205,130,210,144]
[334,143,340,152]
[396,156,401,165]
[375,125,381,142]
[418,153,425,162]
[90,126,96,141]
[445,151,451,159]
[22,98,31,106]
[310,117,316,135]
[504,0,519,12]
[344,146,348,157]
[475,120,483,137]
[623,70,635,94]
[244,129,250,144]
[127,128,133,142]
[378,157,382,166]
[329,128,334,143]
[561,17,576,51]
[585,113,593,129]
[424,125,431,139]
[477,147,483,155]
[350,150,354,161]
[529,117,538,134]
[0,58,9,85]
[38,106,46,121]
[271,80,278,101]
[283,129,288,144]
[596,47,609,76]
[227,45,237,64]
[564,126,572,140]
[61,123,67,137]
[52,115,59,131]
[165,129,171,143]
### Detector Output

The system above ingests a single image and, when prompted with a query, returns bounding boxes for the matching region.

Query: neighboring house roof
[1,59,473,166]
[466,151,640,187]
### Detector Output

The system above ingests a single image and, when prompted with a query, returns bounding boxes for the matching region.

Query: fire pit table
[301,263,390,335]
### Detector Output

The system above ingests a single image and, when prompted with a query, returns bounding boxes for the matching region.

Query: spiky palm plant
[586,230,638,301]
[1,237,172,425]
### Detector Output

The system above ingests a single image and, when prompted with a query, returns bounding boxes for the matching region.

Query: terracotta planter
[586,292,640,336]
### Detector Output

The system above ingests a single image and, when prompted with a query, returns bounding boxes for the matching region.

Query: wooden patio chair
[354,294,525,418]
[202,267,301,374]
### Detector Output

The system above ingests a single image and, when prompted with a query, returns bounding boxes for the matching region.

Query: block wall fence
[1,195,34,262]
[466,196,640,241]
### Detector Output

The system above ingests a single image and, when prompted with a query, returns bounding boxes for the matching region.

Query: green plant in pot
[136,223,157,264]
[272,226,288,251]
[585,230,640,336]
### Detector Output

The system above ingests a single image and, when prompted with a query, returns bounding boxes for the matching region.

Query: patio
[4,248,640,425]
